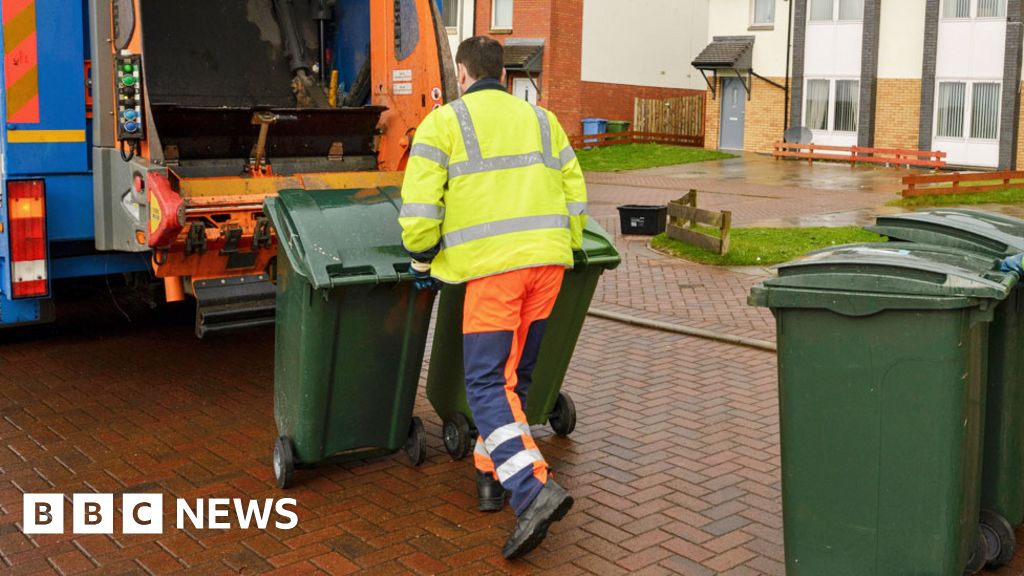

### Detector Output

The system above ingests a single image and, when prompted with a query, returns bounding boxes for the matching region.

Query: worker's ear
[500,69,506,85]
[457,63,468,86]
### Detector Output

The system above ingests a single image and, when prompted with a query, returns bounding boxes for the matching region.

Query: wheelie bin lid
[265,187,412,290]
[866,210,1024,258]
[805,242,1005,275]
[577,219,622,270]
[749,247,1013,315]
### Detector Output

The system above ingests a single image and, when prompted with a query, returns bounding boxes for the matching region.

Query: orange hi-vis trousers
[463,265,565,515]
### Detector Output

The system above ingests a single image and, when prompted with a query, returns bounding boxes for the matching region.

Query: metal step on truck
[0,0,456,335]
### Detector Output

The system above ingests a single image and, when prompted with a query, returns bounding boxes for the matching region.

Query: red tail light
[7,180,48,299]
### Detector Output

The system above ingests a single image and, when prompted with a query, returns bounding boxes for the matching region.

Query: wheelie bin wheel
[964,528,990,575]
[405,417,427,466]
[549,392,577,437]
[273,436,295,489]
[442,413,472,461]
[980,509,1016,568]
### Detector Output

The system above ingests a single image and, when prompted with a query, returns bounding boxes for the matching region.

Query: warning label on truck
[392,82,413,95]
[392,69,413,82]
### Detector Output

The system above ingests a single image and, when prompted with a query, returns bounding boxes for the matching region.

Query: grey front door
[719,78,745,150]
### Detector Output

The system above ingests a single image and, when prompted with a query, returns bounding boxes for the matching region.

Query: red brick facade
[473,0,704,136]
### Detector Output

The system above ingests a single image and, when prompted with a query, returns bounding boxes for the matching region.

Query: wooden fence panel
[570,130,704,149]
[901,170,1024,197]
[633,95,705,137]
[666,190,732,255]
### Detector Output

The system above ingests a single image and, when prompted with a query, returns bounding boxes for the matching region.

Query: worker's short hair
[456,36,504,80]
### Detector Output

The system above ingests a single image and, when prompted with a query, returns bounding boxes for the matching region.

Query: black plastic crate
[617,205,667,235]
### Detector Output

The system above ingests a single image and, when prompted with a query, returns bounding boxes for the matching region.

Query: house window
[752,0,775,26]
[936,80,1001,140]
[834,80,860,132]
[810,0,863,22]
[943,0,970,18]
[810,0,833,21]
[443,0,459,28]
[937,82,966,137]
[492,0,513,30]
[805,78,860,133]
[971,83,1001,139]
[838,0,864,20]
[978,0,1007,17]
[805,79,830,130]
[943,0,1005,19]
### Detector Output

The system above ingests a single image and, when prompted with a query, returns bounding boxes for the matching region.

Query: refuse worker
[398,35,587,560]
[1000,253,1024,276]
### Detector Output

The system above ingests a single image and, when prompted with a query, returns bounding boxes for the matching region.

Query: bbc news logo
[23,494,298,534]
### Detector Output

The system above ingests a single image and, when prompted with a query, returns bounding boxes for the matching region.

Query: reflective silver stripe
[559,145,576,167]
[449,152,559,178]
[484,422,531,453]
[496,449,545,483]
[474,440,488,456]
[399,203,445,220]
[532,105,552,160]
[451,100,482,162]
[442,214,570,249]
[410,143,450,168]
[567,202,588,216]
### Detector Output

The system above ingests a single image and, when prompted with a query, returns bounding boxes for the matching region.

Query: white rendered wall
[704,0,791,78]
[581,0,710,89]
[878,0,926,79]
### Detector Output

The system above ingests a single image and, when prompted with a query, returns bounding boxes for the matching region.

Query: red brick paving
[2,157,1024,574]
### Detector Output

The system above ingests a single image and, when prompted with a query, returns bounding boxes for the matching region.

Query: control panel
[115,53,144,141]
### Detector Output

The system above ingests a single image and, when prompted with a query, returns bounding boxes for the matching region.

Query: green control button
[122,76,137,86]
[122,64,134,73]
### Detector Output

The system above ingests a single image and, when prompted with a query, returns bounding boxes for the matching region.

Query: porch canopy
[692,36,754,99]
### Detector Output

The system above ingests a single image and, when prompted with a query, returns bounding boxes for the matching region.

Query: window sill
[748,24,775,31]
[489,28,513,35]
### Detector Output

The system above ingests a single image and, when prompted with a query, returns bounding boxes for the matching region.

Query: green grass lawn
[575,143,734,172]
[890,187,1024,208]
[651,226,884,266]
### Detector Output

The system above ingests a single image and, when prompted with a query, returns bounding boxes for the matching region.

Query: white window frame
[750,0,776,28]
[933,78,1002,142]
[491,0,513,31]
[803,77,860,134]
[940,0,1007,20]
[808,0,864,23]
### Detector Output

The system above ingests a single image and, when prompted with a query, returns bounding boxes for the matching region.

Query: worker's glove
[999,253,1024,276]
[410,260,440,291]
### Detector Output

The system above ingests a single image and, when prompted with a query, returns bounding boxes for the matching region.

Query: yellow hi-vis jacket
[399,81,588,284]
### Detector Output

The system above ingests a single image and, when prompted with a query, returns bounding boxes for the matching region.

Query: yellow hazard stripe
[7,129,86,143]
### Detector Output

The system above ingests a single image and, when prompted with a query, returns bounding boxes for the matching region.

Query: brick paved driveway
[2,156,1023,574]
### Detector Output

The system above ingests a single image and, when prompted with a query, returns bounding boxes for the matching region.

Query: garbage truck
[0,0,455,335]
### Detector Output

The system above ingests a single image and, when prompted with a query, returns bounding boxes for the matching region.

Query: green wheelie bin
[265,187,435,489]
[424,219,620,459]
[868,210,1024,567]
[750,248,1014,576]
[606,120,631,141]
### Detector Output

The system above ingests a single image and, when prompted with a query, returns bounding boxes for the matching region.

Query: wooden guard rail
[667,190,732,255]
[773,142,947,169]
[571,130,704,150]
[902,170,1024,198]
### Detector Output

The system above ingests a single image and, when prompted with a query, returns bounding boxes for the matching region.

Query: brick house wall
[704,77,787,153]
[873,79,921,151]
[473,0,705,137]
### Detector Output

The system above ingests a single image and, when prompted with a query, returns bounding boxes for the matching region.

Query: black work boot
[477,472,506,512]
[502,479,574,560]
